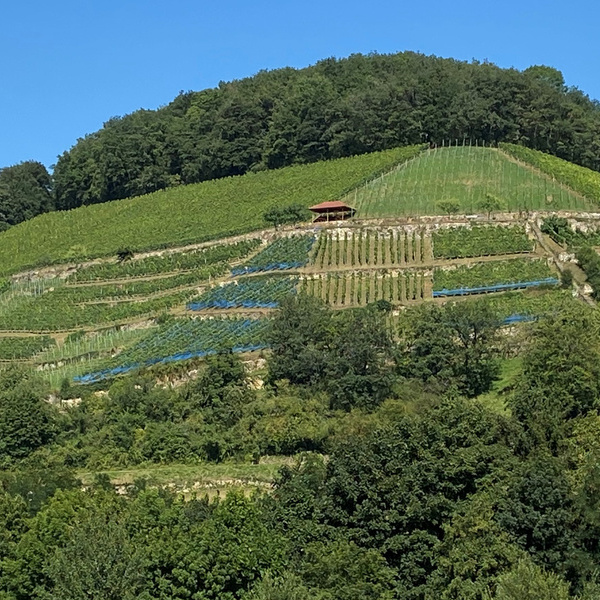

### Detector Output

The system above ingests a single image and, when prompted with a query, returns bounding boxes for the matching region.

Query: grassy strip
[76,459,289,488]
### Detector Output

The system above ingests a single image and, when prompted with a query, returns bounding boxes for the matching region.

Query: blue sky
[1,0,599,170]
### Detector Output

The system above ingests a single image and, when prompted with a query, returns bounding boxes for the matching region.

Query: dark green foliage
[0,368,56,464]
[576,246,600,298]
[399,302,501,397]
[1,296,600,599]
[44,514,145,600]
[267,297,395,410]
[263,204,310,227]
[49,53,600,211]
[267,294,332,387]
[314,400,513,597]
[0,162,54,227]
[325,307,395,410]
[509,307,600,448]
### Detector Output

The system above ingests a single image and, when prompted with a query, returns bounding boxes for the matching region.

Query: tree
[0,161,54,227]
[45,514,145,600]
[267,294,332,387]
[0,368,56,464]
[510,307,600,447]
[485,560,572,600]
[325,307,395,410]
[399,301,500,397]
[438,200,461,215]
[263,204,310,227]
[479,194,503,218]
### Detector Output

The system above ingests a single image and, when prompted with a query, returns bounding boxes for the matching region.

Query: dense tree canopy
[0,162,54,228]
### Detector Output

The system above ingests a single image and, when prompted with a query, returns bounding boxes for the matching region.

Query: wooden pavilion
[308,201,356,222]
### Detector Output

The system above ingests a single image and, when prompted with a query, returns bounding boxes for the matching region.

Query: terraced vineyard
[433,258,558,296]
[232,235,315,275]
[300,271,429,307]
[345,145,593,217]
[432,225,534,259]
[0,143,591,387]
[187,276,297,310]
[74,317,269,383]
[0,146,423,277]
[311,227,430,268]
[69,239,261,282]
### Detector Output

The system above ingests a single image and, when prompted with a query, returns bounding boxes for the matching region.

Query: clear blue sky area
[1,0,599,169]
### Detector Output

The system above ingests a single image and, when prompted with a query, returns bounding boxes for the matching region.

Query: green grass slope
[0,145,422,277]
[345,146,594,217]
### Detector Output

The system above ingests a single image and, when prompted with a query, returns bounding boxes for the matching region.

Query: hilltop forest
[3,52,600,227]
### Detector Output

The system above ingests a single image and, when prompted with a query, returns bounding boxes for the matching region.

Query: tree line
[3,52,600,228]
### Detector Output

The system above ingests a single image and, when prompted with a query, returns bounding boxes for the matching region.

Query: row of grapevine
[432,225,534,259]
[311,228,429,269]
[74,317,269,383]
[0,289,193,332]
[36,327,156,365]
[55,269,220,304]
[0,335,56,360]
[301,271,429,306]
[349,145,591,218]
[433,259,558,296]
[231,235,315,275]
[68,239,260,282]
[500,143,600,204]
[187,276,297,310]
[474,288,579,321]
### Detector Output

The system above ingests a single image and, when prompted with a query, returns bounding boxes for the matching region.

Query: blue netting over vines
[188,276,297,310]
[432,278,558,297]
[74,317,269,383]
[231,235,315,275]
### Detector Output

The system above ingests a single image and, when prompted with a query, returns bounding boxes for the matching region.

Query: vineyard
[74,318,269,383]
[231,235,315,275]
[311,228,429,268]
[344,145,592,218]
[0,146,422,277]
[501,143,600,204]
[0,142,591,386]
[68,240,260,282]
[432,225,534,259]
[0,288,193,332]
[300,271,429,307]
[433,259,558,296]
[187,276,297,310]
[36,327,156,365]
[0,336,56,360]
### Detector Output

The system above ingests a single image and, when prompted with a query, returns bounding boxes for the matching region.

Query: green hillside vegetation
[347,145,593,217]
[0,146,421,277]
[502,143,600,202]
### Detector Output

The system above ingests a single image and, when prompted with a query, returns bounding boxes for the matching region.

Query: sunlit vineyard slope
[0,146,422,276]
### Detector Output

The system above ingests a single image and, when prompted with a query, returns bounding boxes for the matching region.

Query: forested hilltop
[4,52,600,227]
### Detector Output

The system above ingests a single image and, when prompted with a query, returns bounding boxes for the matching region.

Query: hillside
[0,143,597,388]
[0,145,420,276]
